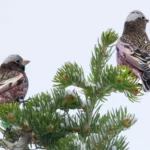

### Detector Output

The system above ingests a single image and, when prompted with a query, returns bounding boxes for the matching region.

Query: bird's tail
[141,72,150,92]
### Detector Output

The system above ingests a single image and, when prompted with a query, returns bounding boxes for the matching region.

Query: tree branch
[0,132,31,150]
[13,132,31,150]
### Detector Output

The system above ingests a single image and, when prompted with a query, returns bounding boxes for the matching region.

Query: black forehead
[9,55,23,60]
[131,11,144,15]
[131,11,140,14]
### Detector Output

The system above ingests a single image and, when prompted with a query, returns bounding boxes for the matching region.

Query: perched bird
[116,10,150,91]
[0,55,30,104]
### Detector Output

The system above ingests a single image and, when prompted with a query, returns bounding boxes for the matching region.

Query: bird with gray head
[0,54,30,104]
[116,10,150,92]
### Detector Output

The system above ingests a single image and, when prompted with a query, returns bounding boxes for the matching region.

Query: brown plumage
[121,11,150,52]
[0,55,30,104]
[116,10,150,91]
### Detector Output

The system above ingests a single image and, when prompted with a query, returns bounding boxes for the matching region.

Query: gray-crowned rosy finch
[0,54,30,103]
[116,10,150,91]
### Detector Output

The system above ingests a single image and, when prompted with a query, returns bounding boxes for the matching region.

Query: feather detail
[0,55,29,103]
[116,39,150,72]
[0,73,24,94]
[116,39,150,91]
[0,68,28,104]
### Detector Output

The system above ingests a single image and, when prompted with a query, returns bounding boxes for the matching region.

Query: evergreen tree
[0,29,142,150]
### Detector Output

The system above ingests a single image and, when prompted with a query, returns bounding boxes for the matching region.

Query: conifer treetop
[0,29,142,150]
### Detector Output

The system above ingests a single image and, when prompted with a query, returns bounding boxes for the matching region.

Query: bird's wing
[0,72,24,94]
[116,39,150,72]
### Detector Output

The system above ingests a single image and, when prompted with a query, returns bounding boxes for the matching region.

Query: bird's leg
[24,97,31,102]
[15,97,24,104]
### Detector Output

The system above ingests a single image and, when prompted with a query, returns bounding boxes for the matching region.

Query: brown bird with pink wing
[0,55,30,104]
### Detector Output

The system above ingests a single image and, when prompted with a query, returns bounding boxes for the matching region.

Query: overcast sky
[0,0,150,149]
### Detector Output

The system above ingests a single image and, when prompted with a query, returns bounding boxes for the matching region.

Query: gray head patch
[126,10,146,22]
[3,54,23,64]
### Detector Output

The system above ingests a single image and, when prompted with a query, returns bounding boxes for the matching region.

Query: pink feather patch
[0,73,24,94]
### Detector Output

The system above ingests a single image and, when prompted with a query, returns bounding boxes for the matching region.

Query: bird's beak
[23,60,30,65]
[146,19,149,23]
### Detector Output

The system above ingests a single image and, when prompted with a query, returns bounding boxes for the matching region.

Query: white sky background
[0,0,149,149]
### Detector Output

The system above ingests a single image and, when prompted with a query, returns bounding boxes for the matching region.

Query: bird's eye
[142,17,145,20]
[16,60,20,63]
